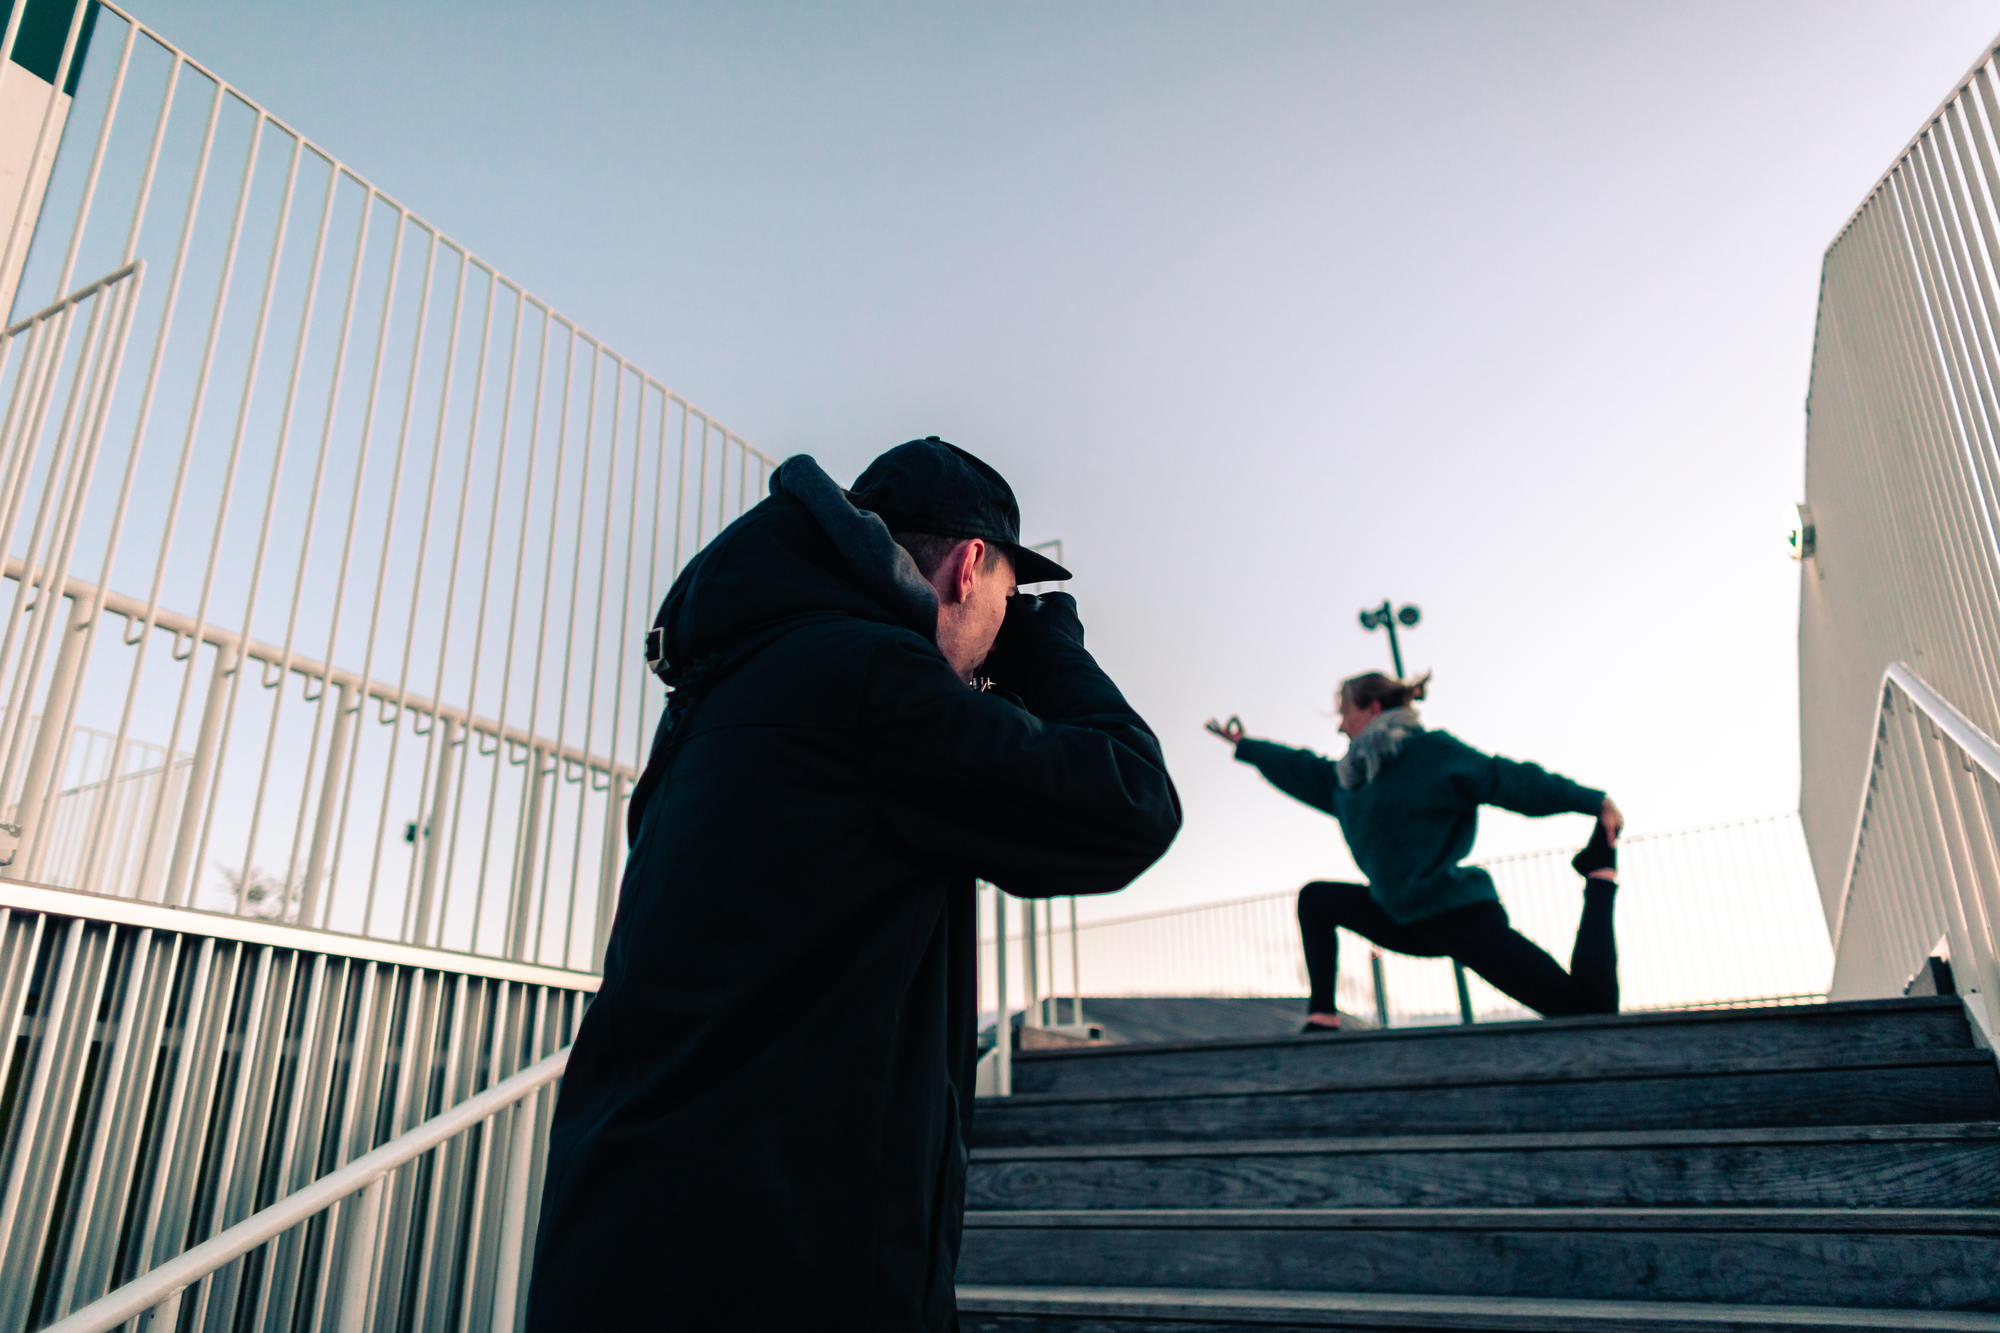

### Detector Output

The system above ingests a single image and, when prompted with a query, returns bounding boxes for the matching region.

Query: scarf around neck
[1336,705,1425,790]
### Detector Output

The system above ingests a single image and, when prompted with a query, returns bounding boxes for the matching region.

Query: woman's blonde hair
[1340,669,1433,712]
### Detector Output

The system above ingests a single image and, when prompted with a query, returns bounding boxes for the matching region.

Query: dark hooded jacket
[524,457,1181,1332]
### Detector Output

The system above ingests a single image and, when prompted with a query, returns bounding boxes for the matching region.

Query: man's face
[933,542,1016,681]
[961,548,1017,674]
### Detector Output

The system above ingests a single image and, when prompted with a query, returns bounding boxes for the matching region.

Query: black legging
[1299,879,1618,1018]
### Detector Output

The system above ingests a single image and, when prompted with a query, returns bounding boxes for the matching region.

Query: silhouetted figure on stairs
[1207,670,1620,1032]
[529,439,1180,1333]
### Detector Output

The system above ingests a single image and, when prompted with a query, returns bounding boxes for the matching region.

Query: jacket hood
[650,455,939,686]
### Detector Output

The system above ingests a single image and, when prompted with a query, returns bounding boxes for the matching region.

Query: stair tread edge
[981,1051,2000,1108]
[961,1205,2000,1232]
[1010,999,1968,1064]
[954,1284,2000,1330]
[969,1121,2000,1161]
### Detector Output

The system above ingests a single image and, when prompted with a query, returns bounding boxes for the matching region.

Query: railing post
[1942,755,2000,1041]
[1370,949,1390,1029]
[1911,713,2000,1044]
[1069,895,1083,1029]
[411,715,458,945]
[1050,911,1061,1026]
[593,770,626,971]
[1022,897,1040,1029]
[162,642,233,908]
[1454,960,1476,1025]
[334,1176,384,1333]
[507,745,549,963]
[991,885,1010,1096]
[489,1089,540,1331]
[11,593,90,881]
[300,682,355,928]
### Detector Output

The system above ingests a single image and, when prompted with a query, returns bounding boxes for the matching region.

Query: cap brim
[1007,544,1072,584]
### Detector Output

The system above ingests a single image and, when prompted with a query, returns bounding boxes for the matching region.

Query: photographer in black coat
[524,438,1182,1332]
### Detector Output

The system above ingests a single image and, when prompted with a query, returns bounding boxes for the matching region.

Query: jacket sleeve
[1232,738,1341,817]
[860,629,1182,899]
[1438,731,1605,818]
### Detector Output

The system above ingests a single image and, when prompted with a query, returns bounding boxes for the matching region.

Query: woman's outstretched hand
[1600,796,1625,842]
[1204,715,1247,745]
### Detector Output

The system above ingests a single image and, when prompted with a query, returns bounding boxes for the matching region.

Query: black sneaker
[1572,820,1616,878]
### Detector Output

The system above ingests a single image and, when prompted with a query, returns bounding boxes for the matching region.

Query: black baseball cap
[849,437,1072,584]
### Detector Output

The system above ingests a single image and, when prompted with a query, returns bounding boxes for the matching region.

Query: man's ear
[952,539,986,604]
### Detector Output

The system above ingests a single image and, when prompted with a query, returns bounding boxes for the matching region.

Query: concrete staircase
[959,997,2000,1331]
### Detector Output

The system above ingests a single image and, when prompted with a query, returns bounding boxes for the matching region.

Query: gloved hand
[979,592,1085,702]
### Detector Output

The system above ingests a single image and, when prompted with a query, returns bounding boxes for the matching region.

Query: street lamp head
[1359,609,1381,631]
[1397,605,1421,628]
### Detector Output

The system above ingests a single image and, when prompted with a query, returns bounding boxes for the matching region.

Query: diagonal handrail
[39,1046,571,1333]
[1882,663,2000,780]
[1832,662,2000,1045]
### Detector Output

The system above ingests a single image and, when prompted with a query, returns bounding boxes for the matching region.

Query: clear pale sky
[129,0,1999,919]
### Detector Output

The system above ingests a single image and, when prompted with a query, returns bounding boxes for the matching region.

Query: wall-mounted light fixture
[1789,503,1816,561]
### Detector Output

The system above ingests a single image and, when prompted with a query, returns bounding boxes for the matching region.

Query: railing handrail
[0,260,141,338]
[995,811,1806,938]
[1885,662,2000,779]
[1,558,637,783]
[38,1044,572,1333]
[1833,661,2000,950]
[0,877,602,990]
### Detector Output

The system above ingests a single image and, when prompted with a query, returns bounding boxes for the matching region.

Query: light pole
[1358,599,1420,676]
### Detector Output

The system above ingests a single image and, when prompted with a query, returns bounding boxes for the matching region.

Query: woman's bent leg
[1436,902,1615,1017]
[1297,881,1395,1015]
[1569,881,1619,1013]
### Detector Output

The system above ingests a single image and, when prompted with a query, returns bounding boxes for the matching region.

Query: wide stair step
[962,998,2000,1329]
[969,1123,2000,1209]
[957,1286,2000,1331]
[1006,998,1977,1099]
[974,1051,1999,1145]
[958,1207,2000,1310]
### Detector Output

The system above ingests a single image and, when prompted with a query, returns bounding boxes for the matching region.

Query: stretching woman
[1206,671,1621,1032]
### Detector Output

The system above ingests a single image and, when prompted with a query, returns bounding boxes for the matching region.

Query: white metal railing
[38,1046,570,1333]
[1829,666,2000,1041]
[0,882,589,1333]
[1800,30,2000,1013]
[978,885,1086,1097]
[984,815,1832,1030]
[2,718,191,900]
[1008,889,1084,1031]
[0,2,776,972]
